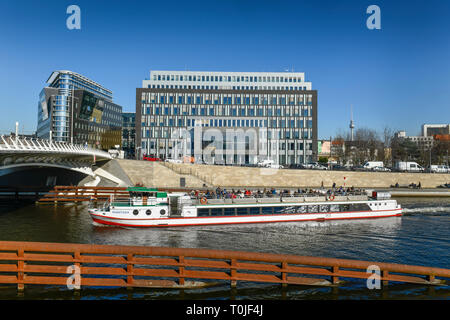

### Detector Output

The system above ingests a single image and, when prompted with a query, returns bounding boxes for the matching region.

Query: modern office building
[37,70,123,150]
[137,70,318,165]
[422,124,450,137]
[394,130,434,150]
[122,112,136,159]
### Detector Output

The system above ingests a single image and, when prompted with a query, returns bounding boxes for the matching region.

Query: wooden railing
[0,241,448,291]
[37,186,129,203]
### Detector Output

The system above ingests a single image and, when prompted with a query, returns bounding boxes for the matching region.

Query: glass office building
[37,70,123,150]
[122,112,136,159]
[137,71,318,165]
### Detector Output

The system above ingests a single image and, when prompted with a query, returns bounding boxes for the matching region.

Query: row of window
[152,74,304,83]
[142,126,313,140]
[144,139,313,151]
[142,93,313,105]
[142,106,312,118]
[55,76,112,101]
[197,203,371,217]
[141,117,313,130]
[148,84,308,91]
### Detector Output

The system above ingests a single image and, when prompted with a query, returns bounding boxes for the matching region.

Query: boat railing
[190,193,369,205]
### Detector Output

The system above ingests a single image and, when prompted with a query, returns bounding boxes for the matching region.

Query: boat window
[224,208,236,216]
[133,209,139,216]
[160,209,166,215]
[261,206,273,215]
[237,207,249,215]
[330,204,340,212]
[211,208,223,216]
[340,204,350,212]
[249,207,261,215]
[297,206,307,213]
[282,206,297,214]
[349,203,370,211]
[308,205,319,213]
[319,205,330,213]
[273,206,285,214]
[146,209,152,215]
[198,209,209,216]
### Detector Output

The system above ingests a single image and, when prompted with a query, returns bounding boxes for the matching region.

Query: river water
[0,197,448,300]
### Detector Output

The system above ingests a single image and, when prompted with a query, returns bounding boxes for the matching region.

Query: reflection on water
[0,197,449,299]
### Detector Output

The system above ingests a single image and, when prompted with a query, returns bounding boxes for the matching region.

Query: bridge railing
[0,135,111,159]
[0,240,448,291]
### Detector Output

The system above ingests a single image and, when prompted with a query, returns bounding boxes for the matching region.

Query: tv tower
[349,105,355,141]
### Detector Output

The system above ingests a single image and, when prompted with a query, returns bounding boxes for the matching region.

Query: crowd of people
[190,185,365,200]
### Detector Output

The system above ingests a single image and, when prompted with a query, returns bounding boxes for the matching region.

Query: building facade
[37,70,123,150]
[137,71,318,165]
[394,130,434,150]
[122,112,136,159]
[422,124,450,137]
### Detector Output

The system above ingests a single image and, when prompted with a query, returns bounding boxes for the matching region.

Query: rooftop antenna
[349,105,355,141]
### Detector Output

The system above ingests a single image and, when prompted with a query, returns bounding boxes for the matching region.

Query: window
[224,208,235,216]
[236,207,249,215]
[261,207,273,215]
[211,208,223,216]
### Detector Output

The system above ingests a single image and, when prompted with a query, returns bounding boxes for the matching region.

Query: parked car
[372,166,391,172]
[165,159,182,164]
[330,164,350,171]
[315,163,328,170]
[143,155,162,161]
[428,165,449,173]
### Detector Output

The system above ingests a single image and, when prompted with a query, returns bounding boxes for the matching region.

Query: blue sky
[0,0,449,139]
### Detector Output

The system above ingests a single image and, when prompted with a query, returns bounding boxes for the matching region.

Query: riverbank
[113,160,450,190]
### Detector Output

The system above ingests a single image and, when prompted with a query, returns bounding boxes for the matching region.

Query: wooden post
[17,248,24,291]
[74,250,81,291]
[332,266,339,284]
[230,259,237,288]
[178,256,185,286]
[382,270,389,287]
[281,261,288,288]
[127,254,134,288]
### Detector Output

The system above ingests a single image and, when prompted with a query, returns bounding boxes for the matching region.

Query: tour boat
[87,187,402,228]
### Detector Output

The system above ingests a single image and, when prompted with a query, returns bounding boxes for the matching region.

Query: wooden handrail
[0,241,448,291]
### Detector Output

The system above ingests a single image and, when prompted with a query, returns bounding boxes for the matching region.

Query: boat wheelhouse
[88,188,402,228]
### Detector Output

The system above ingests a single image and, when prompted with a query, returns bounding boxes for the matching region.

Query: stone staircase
[116,160,211,188]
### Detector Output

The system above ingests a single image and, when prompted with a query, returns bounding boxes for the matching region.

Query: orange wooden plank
[183,269,230,281]
[235,261,281,272]
[235,272,281,283]
[0,264,17,272]
[185,259,230,269]
[23,253,74,263]
[132,268,179,278]
[132,257,179,267]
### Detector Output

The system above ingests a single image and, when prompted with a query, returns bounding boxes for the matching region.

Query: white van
[363,161,384,170]
[395,161,424,172]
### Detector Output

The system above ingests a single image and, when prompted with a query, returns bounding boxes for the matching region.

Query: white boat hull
[89,208,402,228]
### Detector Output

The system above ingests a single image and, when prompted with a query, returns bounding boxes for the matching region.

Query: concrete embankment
[113,160,450,190]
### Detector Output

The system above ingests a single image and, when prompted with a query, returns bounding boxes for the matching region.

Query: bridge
[0,135,127,187]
